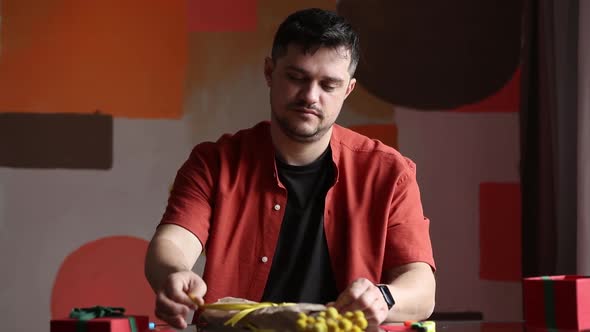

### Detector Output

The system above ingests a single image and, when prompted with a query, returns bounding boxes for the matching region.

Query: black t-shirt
[261,148,339,304]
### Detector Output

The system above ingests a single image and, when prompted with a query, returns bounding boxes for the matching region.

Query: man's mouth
[292,107,321,117]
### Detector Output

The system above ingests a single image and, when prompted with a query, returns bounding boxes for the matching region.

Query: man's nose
[298,82,320,105]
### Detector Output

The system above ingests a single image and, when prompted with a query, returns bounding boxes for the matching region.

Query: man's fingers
[155,304,187,329]
[156,292,191,317]
[334,291,354,311]
[155,311,187,330]
[170,316,188,330]
[364,296,390,329]
[167,286,198,309]
[186,276,207,307]
[334,278,371,310]
[188,293,206,307]
[355,289,380,312]
[334,280,389,327]
[152,271,208,330]
[361,295,383,321]
[349,278,372,296]
[166,274,206,309]
[335,278,373,312]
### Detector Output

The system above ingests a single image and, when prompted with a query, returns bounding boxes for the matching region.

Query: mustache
[287,101,322,113]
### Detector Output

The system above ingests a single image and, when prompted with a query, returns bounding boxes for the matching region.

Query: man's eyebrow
[285,65,308,75]
[323,77,345,85]
[285,65,345,84]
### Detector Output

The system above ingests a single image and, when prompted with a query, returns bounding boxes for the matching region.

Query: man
[145,8,436,330]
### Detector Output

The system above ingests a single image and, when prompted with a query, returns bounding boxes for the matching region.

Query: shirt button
[273,204,281,211]
[261,256,268,263]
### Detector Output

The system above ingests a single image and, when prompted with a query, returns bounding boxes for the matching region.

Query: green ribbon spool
[540,276,558,332]
[69,306,137,332]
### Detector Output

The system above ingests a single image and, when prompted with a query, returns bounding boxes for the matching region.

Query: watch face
[377,284,395,309]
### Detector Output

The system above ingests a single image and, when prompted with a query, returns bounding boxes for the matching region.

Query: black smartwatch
[376,284,395,309]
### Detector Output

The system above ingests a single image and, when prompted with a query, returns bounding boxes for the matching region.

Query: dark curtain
[520,0,579,277]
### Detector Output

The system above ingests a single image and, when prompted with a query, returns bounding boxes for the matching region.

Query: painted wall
[0,1,522,331]
[578,0,590,275]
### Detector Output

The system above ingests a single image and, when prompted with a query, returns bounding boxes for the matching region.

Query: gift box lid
[50,306,149,332]
[523,275,590,330]
[51,316,149,332]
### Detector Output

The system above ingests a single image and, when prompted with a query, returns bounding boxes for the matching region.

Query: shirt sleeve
[384,158,436,271]
[159,143,217,246]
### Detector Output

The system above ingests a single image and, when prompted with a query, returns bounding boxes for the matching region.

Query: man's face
[265,44,356,143]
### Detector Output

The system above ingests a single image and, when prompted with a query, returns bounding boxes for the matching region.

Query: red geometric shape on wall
[51,236,156,321]
[0,0,187,118]
[188,0,257,32]
[479,182,522,281]
[348,123,398,149]
[452,68,520,113]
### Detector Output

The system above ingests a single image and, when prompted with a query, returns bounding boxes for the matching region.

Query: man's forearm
[144,238,195,292]
[384,263,436,322]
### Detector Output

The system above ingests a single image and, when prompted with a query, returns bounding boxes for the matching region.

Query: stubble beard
[272,108,332,143]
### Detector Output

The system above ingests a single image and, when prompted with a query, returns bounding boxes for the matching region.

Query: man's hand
[154,271,207,329]
[332,278,389,330]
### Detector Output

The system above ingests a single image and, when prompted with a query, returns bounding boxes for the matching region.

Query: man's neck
[270,124,333,166]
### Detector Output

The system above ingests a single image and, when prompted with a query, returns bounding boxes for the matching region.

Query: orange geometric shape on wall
[184,0,335,90]
[188,0,257,32]
[51,236,157,321]
[348,124,398,149]
[479,182,522,281]
[452,68,520,113]
[0,0,187,118]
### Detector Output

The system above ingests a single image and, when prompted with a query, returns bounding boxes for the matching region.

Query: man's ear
[344,78,356,99]
[264,57,274,87]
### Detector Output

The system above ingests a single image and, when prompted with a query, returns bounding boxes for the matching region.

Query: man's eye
[322,85,336,92]
[287,74,304,81]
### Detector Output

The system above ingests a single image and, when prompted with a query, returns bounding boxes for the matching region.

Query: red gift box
[50,316,149,332]
[523,275,590,330]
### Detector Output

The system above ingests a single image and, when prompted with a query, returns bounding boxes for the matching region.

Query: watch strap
[376,284,395,310]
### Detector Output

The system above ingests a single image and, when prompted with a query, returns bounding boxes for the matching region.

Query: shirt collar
[260,121,344,187]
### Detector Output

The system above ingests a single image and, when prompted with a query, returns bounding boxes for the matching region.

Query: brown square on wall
[0,113,113,169]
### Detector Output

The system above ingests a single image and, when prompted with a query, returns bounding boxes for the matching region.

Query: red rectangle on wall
[479,182,522,281]
[188,0,257,32]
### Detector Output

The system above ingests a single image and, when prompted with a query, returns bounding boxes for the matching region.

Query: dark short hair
[271,8,360,76]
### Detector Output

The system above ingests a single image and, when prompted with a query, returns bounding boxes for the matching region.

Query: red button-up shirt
[160,121,435,304]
